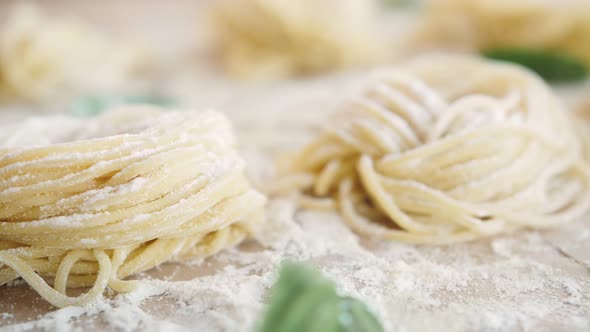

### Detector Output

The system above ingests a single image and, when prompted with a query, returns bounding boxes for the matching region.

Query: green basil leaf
[483,48,587,83]
[382,0,419,8]
[339,297,384,332]
[69,94,177,117]
[277,284,340,332]
[258,262,339,332]
[258,262,384,332]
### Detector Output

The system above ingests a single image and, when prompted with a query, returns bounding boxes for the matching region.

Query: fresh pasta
[0,4,149,101]
[271,55,590,244]
[413,0,590,66]
[0,107,266,307]
[210,0,385,80]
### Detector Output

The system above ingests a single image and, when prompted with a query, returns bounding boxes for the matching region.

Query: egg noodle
[270,55,590,244]
[0,108,266,307]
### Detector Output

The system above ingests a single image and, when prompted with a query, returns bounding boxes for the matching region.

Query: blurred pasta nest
[0,4,150,101]
[275,55,590,243]
[414,0,590,66]
[210,0,386,80]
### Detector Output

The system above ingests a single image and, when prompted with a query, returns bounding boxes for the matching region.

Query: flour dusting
[2,194,588,332]
[1,73,589,332]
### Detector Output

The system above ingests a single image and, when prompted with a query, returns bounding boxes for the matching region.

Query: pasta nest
[0,107,266,307]
[210,0,385,79]
[276,55,590,244]
[414,0,590,66]
[0,4,149,101]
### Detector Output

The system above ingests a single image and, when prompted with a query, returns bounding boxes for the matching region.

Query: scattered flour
[78,238,98,246]
[2,196,588,332]
[1,69,589,332]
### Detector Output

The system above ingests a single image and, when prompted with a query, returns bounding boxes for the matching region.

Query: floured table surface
[0,1,589,331]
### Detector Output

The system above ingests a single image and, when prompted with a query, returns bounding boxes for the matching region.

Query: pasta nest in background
[414,0,590,66]
[0,107,266,307]
[210,0,386,80]
[0,4,149,101]
[273,55,590,244]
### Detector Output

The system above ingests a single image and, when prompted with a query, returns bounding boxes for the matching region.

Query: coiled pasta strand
[271,55,590,244]
[0,107,266,307]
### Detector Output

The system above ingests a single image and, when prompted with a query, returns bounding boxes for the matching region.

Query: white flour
[1,197,588,332]
[1,73,589,332]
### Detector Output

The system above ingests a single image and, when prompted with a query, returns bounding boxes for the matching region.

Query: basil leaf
[382,0,419,8]
[258,262,384,332]
[339,297,384,332]
[258,263,339,332]
[277,284,340,332]
[483,48,587,83]
[70,94,177,117]
[259,263,331,332]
